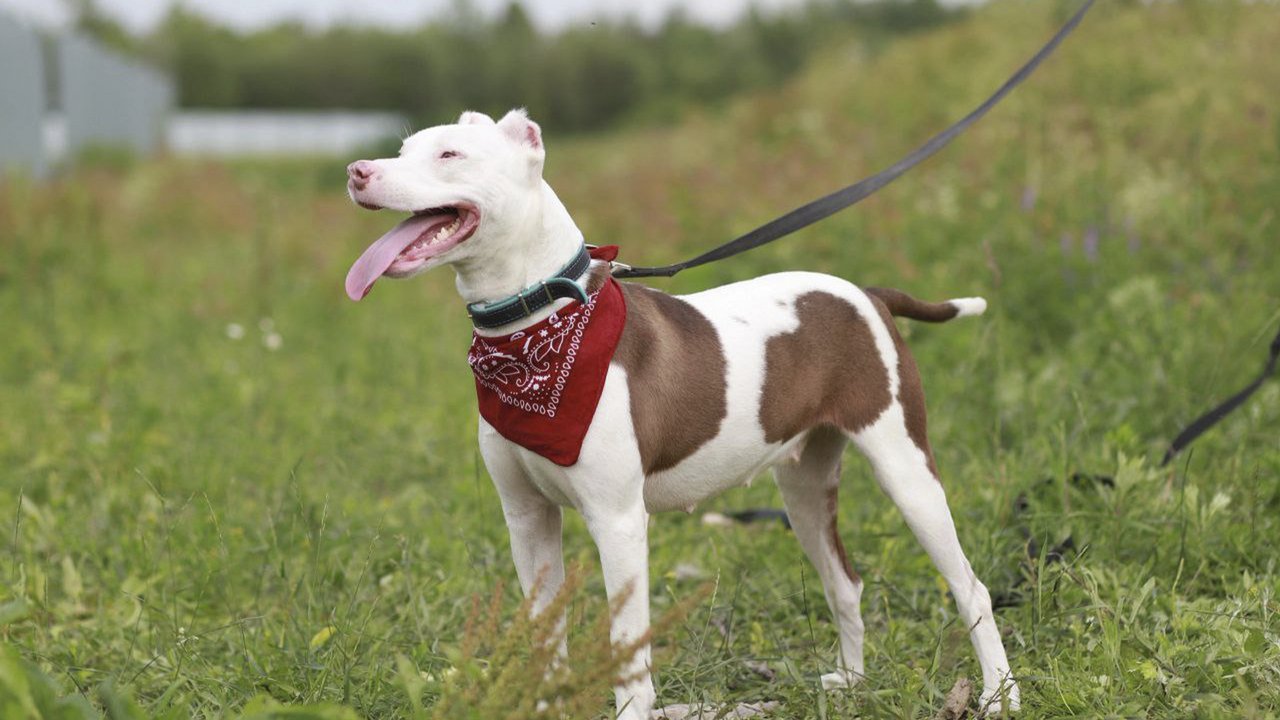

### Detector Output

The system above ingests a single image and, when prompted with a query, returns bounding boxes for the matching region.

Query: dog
[343,109,1019,717]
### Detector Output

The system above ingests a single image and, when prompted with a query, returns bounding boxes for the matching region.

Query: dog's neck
[450,182,585,310]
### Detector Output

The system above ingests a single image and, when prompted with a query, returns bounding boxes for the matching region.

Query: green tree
[72,0,964,130]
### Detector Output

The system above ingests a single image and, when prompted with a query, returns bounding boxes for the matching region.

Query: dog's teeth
[418,217,461,248]
[428,219,460,245]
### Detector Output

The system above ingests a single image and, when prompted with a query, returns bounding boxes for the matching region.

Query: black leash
[997,319,1279,606]
[670,0,1272,608]
[1161,323,1280,466]
[612,0,1095,279]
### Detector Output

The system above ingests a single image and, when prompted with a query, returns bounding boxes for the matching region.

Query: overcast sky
[0,0,974,33]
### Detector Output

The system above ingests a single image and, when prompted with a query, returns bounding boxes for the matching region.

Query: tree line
[75,0,960,133]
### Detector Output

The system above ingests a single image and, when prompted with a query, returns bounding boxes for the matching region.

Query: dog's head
[344,109,546,301]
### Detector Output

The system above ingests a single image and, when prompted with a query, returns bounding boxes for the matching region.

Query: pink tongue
[345,213,456,301]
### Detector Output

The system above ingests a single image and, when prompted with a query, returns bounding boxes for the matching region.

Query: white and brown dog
[344,109,1018,717]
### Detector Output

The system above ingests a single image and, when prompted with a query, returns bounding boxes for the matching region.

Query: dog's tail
[865,286,986,323]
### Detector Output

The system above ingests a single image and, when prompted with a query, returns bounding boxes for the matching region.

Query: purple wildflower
[1021,185,1037,212]
[1083,226,1100,262]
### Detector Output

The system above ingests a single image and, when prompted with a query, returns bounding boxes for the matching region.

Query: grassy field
[3,1,1279,717]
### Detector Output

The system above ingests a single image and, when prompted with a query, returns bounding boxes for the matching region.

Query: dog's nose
[347,160,377,190]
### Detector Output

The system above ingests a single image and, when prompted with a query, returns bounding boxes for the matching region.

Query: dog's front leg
[584,497,655,720]
[501,497,565,618]
[494,472,567,718]
[483,437,567,633]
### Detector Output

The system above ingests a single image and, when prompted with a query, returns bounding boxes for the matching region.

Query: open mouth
[345,204,480,301]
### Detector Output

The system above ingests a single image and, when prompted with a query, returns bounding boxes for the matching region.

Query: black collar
[466,245,592,330]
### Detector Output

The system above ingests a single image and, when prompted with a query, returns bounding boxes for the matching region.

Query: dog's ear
[458,110,495,126]
[498,109,543,153]
[497,108,544,177]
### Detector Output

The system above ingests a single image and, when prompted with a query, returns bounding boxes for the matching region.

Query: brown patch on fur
[582,261,611,294]
[870,298,940,479]
[759,292,893,444]
[614,283,727,474]
[826,477,860,584]
[864,287,959,323]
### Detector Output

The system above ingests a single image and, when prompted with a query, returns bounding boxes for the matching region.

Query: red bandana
[466,251,627,466]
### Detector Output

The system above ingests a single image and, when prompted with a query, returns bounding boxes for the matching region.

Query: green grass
[3,1,1280,717]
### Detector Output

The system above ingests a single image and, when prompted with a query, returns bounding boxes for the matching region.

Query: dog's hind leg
[847,334,1019,712]
[773,426,865,691]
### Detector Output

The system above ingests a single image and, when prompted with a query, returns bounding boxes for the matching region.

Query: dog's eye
[439,150,461,160]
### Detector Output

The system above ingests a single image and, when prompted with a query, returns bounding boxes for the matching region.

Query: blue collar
[466,245,592,330]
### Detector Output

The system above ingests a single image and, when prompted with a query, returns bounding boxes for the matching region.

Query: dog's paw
[820,669,861,691]
[977,683,1021,714]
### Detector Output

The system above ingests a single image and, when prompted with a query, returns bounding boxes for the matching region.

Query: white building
[167,110,409,157]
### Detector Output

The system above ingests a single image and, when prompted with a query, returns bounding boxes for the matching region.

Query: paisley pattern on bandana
[466,276,627,466]
[469,296,590,417]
